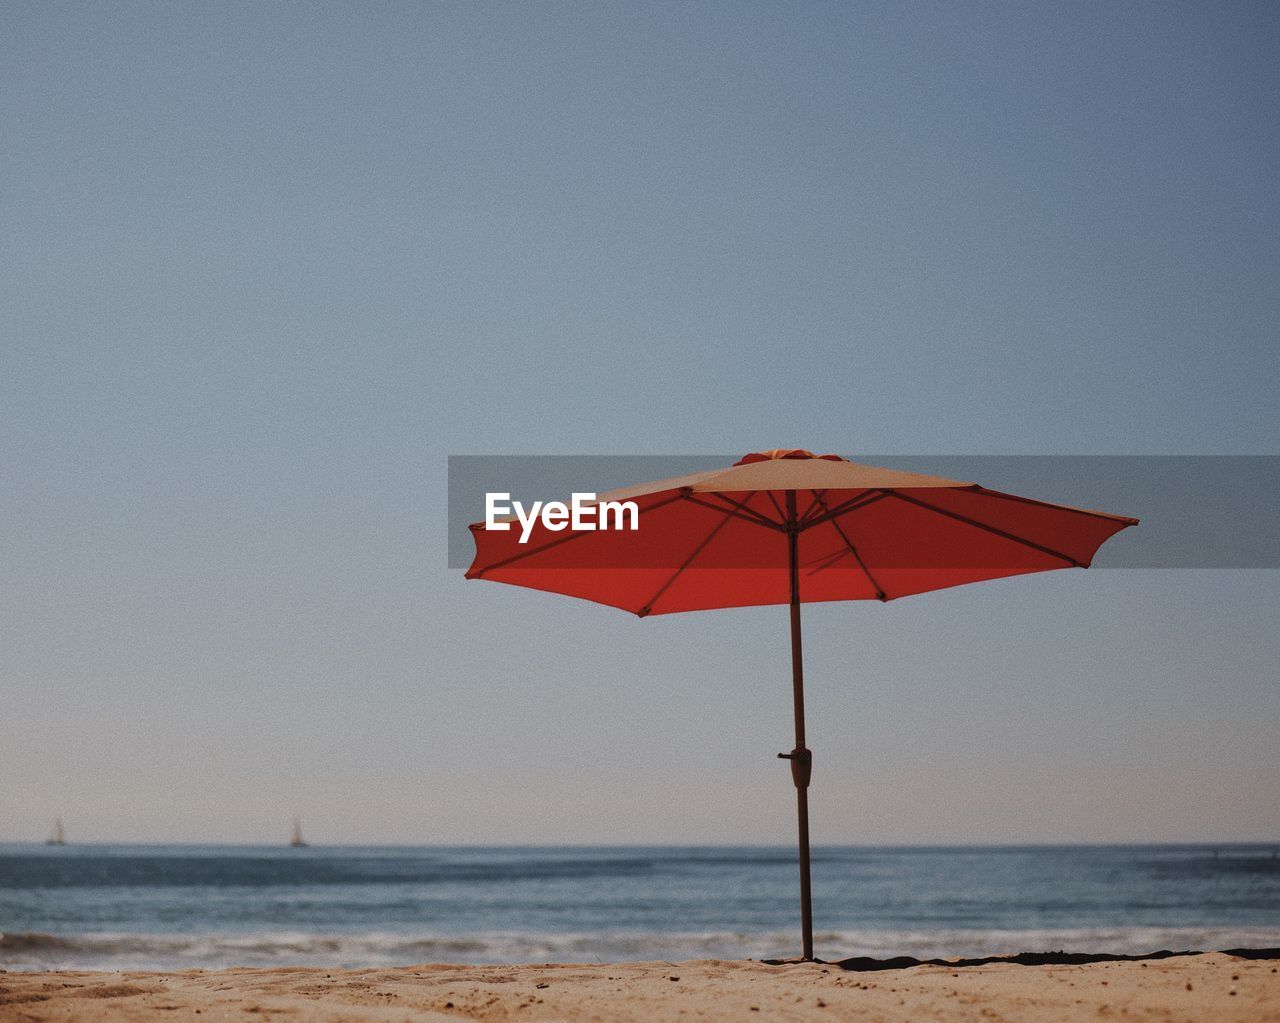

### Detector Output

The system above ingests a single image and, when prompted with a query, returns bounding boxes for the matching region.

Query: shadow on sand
[764,947,1280,971]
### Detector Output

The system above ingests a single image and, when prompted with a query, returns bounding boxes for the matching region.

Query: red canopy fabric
[467,450,1137,615]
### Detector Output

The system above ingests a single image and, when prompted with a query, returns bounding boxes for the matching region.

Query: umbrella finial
[734,449,847,466]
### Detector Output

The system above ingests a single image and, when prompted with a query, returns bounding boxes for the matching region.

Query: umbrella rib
[764,490,787,523]
[798,490,887,532]
[703,491,786,531]
[468,491,685,578]
[637,508,737,617]
[885,490,1082,567]
[796,490,826,527]
[965,484,1140,525]
[814,495,888,601]
[681,491,785,532]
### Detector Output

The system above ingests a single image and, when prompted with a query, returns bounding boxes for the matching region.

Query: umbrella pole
[779,491,814,961]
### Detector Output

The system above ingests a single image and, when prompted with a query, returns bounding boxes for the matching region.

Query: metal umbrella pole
[777,490,814,961]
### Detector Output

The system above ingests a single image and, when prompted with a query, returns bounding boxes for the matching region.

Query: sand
[2,952,1277,1022]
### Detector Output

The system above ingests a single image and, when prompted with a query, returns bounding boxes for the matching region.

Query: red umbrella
[467,449,1138,960]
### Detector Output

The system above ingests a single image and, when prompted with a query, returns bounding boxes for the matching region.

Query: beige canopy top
[597,448,972,503]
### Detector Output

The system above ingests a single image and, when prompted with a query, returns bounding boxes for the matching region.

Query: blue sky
[2,1,1277,844]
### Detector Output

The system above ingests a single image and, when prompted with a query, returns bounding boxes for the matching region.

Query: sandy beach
[3,952,1277,1023]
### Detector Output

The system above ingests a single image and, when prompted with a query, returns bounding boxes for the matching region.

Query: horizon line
[3,839,1278,850]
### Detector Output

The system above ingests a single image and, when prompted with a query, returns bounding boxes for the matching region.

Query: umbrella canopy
[468,449,1136,612]
[466,449,1138,959]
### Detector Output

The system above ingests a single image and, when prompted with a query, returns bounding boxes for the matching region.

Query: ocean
[2,844,1278,971]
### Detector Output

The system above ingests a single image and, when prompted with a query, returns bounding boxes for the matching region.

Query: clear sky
[2,1,1277,845]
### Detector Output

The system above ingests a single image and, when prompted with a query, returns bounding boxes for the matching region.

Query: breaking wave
[6,926,1280,971]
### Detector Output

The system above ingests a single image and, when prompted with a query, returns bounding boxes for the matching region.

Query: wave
[6,926,1280,971]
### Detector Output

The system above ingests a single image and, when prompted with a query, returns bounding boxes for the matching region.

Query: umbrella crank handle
[778,748,812,789]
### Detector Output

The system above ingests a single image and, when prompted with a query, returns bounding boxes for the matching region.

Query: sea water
[2,844,1277,970]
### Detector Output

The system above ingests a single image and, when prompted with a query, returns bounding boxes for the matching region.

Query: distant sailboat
[289,816,308,848]
[46,819,67,846]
